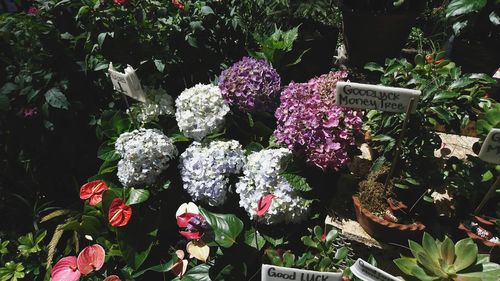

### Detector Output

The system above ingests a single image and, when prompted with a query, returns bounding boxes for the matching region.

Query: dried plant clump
[358,166,391,213]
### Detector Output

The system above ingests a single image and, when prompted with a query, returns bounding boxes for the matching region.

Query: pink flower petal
[51,256,81,281]
[104,275,121,281]
[77,244,105,275]
[256,194,274,217]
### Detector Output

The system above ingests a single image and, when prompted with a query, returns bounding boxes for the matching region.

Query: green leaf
[422,233,440,263]
[415,54,425,66]
[132,255,177,278]
[334,247,349,260]
[181,264,211,281]
[0,82,17,95]
[282,174,312,192]
[482,170,494,182]
[490,11,500,25]
[433,91,459,101]
[283,252,295,267]
[199,208,244,248]
[364,62,384,73]
[301,236,318,249]
[446,0,487,17]
[325,229,338,245]
[430,106,451,124]
[154,59,165,73]
[244,229,266,250]
[454,238,478,271]
[97,32,107,48]
[245,142,264,155]
[394,258,439,280]
[45,88,69,109]
[440,237,455,265]
[117,223,158,270]
[200,6,214,15]
[126,189,150,205]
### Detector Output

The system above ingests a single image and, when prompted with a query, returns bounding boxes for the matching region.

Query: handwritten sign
[261,264,341,281]
[350,259,400,281]
[108,63,146,102]
[478,128,500,164]
[335,82,420,113]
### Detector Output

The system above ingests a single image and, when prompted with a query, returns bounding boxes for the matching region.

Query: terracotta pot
[352,196,425,243]
[342,10,416,67]
[458,216,500,248]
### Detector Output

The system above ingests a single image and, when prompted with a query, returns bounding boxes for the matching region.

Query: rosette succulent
[219,57,281,112]
[179,140,245,206]
[274,71,363,171]
[236,148,310,225]
[115,129,177,187]
[128,87,174,125]
[394,233,500,281]
[175,84,230,141]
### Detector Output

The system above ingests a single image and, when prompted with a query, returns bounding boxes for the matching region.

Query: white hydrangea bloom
[115,128,177,187]
[236,148,310,224]
[128,87,174,125]
[179,140,245,206]
[175,84,229,141]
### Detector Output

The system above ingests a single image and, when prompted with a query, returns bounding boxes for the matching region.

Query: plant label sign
[478,128,500,164]
[261,264,341,281]
[350,259,400,281]
[336,82,420,113]
[108,63,147,102]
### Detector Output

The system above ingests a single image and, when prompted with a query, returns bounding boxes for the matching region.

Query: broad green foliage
[365,52,496,195]
[266,226,356,277]
[395,233,500,280]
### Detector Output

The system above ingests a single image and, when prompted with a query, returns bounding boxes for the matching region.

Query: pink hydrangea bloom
[274,71,362,171]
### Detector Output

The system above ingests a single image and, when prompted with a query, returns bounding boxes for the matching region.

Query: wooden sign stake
[384,98,416,195]
[474,176,500,215]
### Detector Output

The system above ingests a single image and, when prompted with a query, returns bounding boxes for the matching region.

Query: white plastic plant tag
[336,82,420,113]
[350,259,400,281]
[478,128,500,164]
[261,264,341,281]
[108,62,146,102]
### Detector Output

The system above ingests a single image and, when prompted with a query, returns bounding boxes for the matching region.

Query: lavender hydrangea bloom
[219,57,281,112]
[274,71,363,171]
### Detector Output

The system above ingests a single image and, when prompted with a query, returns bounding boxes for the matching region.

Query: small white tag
[108,63,147,102]
[335,82,420,113]
[350,259,400,281]
[261,264,341,281]
[478,128,500,164]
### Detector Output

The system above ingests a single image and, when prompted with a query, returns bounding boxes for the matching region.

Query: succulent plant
[394,233,500,281]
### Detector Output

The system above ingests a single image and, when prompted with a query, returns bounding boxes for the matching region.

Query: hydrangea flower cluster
[219,57,281,112]
[274,71,363,171]
[115,129,177,187]
[236,148,310,224]
[175,84,230,141]
[128,87,174,125]
[179,140,245,206]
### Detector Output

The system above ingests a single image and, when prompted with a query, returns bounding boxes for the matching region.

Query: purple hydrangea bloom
[274,71,363,171]
[219,57,281,112]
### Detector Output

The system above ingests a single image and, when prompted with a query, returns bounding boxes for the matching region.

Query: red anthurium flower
[80,180,108,206]
[176,212,199,228]
[108,198,132,227]
[256,194,274,217]
[170,250,188,277]
[176,203,207,240]
[425,54,433,63]
[321,232,326,242]
[104,275,121,281]
[51,256,81,281]
[435,58,444,65]
[77,244,105,275]
[114,0,128,5]
[171,0,185,10]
